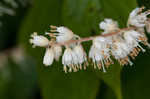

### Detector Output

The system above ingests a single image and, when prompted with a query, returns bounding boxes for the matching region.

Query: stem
[52,27,136,46]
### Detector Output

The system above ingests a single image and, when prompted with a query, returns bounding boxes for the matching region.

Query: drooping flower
[89,37,112,72]
[123,30,150,59]
[99,18,119,33]
[62,48,75,73]
[89,45,106,72]
[29,32,49,48]
[128,7,150,28]
[123,30,149,50]
[111,41,133,65]
[50,26,74,43]
[73,45,87,70]
[43,48,54,66]
[62,44,87,73]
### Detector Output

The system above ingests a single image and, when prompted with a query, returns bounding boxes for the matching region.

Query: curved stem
[52,27,136,46]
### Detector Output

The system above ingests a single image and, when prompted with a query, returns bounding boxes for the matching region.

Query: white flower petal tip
[30,33,49,47]
[43,48,54,66]
[99,18,119,33]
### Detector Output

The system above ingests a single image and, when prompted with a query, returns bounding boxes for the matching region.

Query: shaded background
[0,0,150,99]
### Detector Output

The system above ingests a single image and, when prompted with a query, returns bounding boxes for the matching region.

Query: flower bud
[30,32,49,47]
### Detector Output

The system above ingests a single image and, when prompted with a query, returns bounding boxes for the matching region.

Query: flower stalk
[29,7,150,73]
[51,26,136,46]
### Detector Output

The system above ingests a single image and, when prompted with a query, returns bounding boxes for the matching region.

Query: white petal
[43,48,54,66]
[62,48,73,66]
[73,45,87,64]
[56,27,74,42]
[111,42,130,59]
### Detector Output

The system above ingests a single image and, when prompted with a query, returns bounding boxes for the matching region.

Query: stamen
[83,64,86,70]
[137,44,146,52]
[50,25,57,29]
[101,60,106,73]
[97,62,101,70]
[93,62,97,69]
[79,64,82,70]
[68,66,72,72]
[50,30,57,33]
[63,66,67,73]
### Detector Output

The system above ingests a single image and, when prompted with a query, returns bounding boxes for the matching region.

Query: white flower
[52,26,74,42]
[62,45,87,72]
[89,37,112,72]
[123,30,146,52]
[52,45,62,61]
[128,7,150,28]
[30,32,49,47]
[73,45,87,69]
[43,48,54,66]
[62,48,73,66]
[111,42,130,59]
[122,30,150,60]
[89,46,106,72]
[111,41,133,65]
[99,18,119,33]
[62,48,74,72]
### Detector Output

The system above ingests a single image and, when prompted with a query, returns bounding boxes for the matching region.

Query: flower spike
[29,7,150,73]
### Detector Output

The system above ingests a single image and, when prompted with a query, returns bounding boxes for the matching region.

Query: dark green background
[0,0,150,99]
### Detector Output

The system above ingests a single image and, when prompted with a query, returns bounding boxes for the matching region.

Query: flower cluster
[29,7,150,73]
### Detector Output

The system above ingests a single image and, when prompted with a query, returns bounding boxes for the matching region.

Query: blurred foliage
[0,0,38,99]
[0,0,150,99]
[0,0,31,50]
[0,57,38,99]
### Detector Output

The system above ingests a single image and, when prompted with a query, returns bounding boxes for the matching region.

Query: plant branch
[52,26,136,46]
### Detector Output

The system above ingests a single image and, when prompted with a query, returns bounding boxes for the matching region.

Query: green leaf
[96,63,122,99]
[0,57,37,99]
